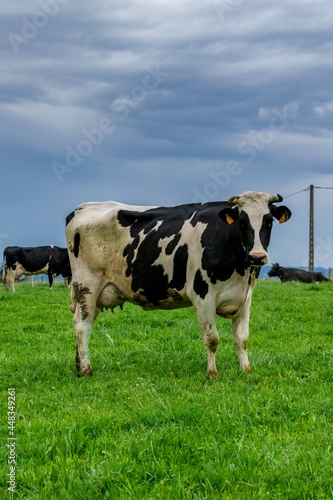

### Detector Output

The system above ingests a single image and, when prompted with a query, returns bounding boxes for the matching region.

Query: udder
[97,282,126,311]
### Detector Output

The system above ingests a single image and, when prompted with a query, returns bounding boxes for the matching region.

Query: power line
[284,186,333,199]
[284,187,309,199]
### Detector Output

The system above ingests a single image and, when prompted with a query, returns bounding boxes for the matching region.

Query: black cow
[267,263,331,283]
[3,246,72,292]
[66,191,291,378]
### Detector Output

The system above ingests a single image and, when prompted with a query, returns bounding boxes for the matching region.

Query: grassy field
[1,280,333,499]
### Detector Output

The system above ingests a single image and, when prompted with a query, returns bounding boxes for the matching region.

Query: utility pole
[309,184,314,271]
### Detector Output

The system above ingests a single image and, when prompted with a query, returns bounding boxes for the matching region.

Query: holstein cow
[66,191,291,378]
[268,263,330,283]
[3,246,71,292]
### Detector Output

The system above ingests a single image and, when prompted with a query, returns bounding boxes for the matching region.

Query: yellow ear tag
[279,214,287,224]
[226,214,234,225]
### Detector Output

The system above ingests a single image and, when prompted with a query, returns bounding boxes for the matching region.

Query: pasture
[1,280,333,498]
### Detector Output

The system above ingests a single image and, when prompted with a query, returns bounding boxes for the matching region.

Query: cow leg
[72,281,100,376]
[48,271,54,289]
[74,307,93,376]
[195,304,220,379]
[231,292,252,373]
[74,305,100,376]
[6,268,15,292]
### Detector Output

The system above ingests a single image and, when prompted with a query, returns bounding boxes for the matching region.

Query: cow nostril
[249,253,268,265]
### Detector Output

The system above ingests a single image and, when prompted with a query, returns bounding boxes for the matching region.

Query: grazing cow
[3,246,71,292]
[267,263,330,283]
[66,191,291,378]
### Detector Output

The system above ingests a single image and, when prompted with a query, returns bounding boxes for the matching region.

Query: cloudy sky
[1,0,333,268]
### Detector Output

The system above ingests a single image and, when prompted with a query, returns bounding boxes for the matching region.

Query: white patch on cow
[153,233,177,277]
[247,207,268,254]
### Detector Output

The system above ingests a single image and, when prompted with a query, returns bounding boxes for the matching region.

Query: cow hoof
[77,367,93,377]
[206,369,219,379]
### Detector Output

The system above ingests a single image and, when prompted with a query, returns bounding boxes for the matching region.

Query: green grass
[1,281,333,498]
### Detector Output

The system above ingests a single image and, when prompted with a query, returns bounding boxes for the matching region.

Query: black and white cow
[3,246,72,292]
[65,191,291,378]
[267,263,330,283]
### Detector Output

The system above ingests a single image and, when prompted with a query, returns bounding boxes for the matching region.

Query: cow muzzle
[248,252,268,266]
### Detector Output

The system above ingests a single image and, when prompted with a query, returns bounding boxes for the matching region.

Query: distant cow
[66,191,291,378]
[267,263,330,283]
[3,246,72,292]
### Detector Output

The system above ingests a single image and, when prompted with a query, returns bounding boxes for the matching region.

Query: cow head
[218,192,291,267]
[267,263,281,277]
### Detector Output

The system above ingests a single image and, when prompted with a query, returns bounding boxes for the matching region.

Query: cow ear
[218,207,239,225]
[271,205,292,224]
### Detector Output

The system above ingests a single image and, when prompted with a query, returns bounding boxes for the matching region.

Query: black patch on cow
[165,233,181,255]
[169,244,188,290]
[74,233,80,258]
[189,202,224,228]
[193,269,209,299]
[259,213,273,251]
[128,235,167,304]
[199,214,248,283]
[118,204,205,233]
[237,212,255,256]
[123,235,140,278]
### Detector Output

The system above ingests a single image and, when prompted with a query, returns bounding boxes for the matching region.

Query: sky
[1,0,333,268]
